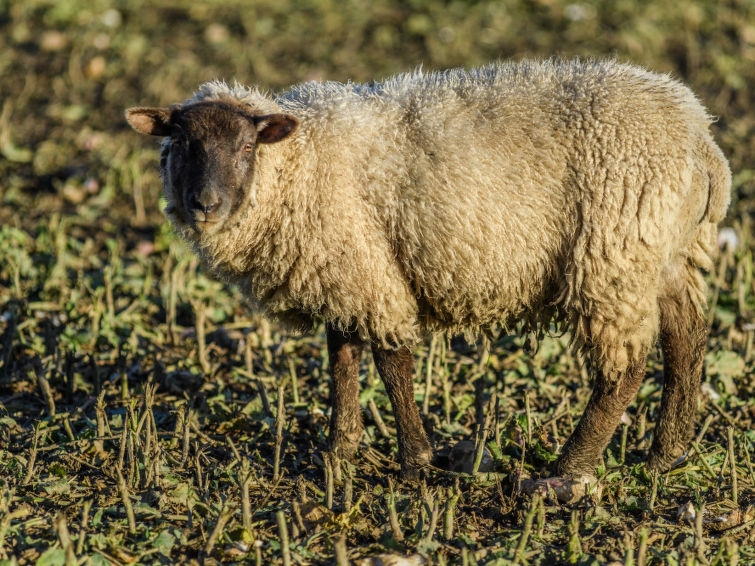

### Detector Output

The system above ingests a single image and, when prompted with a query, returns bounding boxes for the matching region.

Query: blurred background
[1,0,753,230]
[0,1,753,563]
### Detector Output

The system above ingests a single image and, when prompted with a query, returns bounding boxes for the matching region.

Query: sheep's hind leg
[326,324,365,461]
[555,357,647,477]
[646,291,707,471]
[372,344,432,479]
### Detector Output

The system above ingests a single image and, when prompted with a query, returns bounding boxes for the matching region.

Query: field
[0,0,753,564]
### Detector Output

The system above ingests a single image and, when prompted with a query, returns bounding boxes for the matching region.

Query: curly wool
[179,59,730,374]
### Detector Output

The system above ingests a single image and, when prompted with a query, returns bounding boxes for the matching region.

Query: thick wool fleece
[173,59,730,375]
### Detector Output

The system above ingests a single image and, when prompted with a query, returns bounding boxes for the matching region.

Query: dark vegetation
[0,1,753,564]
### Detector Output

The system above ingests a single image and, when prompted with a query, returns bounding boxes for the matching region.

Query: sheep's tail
[700,132,731,227]
[678,131,731,312]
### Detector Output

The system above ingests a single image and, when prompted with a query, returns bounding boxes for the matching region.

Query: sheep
[126,59,731,481]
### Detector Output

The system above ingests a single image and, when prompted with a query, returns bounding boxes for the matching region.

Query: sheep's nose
[191,192,221,215]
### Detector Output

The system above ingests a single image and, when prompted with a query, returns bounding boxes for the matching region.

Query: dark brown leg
[647,294,707,471]
[326,324,364,460]
[372,344,432,478]
[555,357,647,476]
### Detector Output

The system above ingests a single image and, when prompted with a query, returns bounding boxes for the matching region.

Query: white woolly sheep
[126,59,731,480]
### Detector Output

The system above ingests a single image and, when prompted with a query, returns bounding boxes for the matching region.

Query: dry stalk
[273,383,286,483]
[245,340,272,417]
[623,532,634,566]
[119,352,129,403]
[193,300,210,375]
[728,427,738,506]
[422,334,437,415]
[276,510,292,566]
[324,454,334,510]
[203,500,234,562]
[472,392,495,474]
[334,534,348,566]
[386,478,404,542]
[443,482,461,541]
[421,489,440,545]
[292,500,306,535]
[694,503,707,563]
[442,361,453,426]
[62,416,75,442]
[691,442,718,479]
[128,421,138,487]
[172,405,186,451]
[240,461,253,534]
[707,250,729,325]
[344,463,353,512]
[368,397,390,438]
[637,527,648,566]
[195,444,205,494]
[513,494,541,564]
[536,491,545,537]
[620,421,629,464]
[22,424,41,486]
[34,356,55,417]
[167,262,178,345]
[94,391,107,455]
[115,466,136,535]
[54,513,76,566]
[649,471,658,511]
[742,433,755,487]
[118,421,128,471]
[288,358,300,405]
[257,379,273,418]
[75,499,92,555]
[149,411,162,488]
[636,405,647,442]
[181,408,192,466]
[566,508,583,563]
[143,415,153,488]
[524,391,533,445]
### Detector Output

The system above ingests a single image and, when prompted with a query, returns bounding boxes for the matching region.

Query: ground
[0,1,753,564]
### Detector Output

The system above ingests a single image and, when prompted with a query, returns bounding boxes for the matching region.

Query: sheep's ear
[125,107,173,136]
[255,114,298,144]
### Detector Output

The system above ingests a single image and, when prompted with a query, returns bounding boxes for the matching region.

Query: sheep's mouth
[191,215,223,232]
[186,200,230,231]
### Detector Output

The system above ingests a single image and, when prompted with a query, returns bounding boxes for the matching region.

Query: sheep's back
[358,60,724,347]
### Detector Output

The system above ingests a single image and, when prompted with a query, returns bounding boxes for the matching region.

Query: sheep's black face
[125,101,297,234]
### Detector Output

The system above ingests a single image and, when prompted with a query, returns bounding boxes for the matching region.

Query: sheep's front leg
[555,357,647,477]
[372,345,432,479]
[326,324,365,460]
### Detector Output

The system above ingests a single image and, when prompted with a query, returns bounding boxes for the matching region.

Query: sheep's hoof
[327,431,362,462]
[400,449,433,481]
[520,475,601,505]
[646,448,688,473]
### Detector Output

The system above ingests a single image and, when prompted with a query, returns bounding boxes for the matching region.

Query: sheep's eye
[243,142,254,153]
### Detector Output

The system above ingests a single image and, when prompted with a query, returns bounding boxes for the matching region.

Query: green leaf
[153,529,176,557]
[705,350,745,395]
[35,548,66,566]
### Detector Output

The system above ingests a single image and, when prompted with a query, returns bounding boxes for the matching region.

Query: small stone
[677,501,696,523]
[448,439,493,473]
[40,30,67,51]
[205,23,230,44]
[717,227,738,250]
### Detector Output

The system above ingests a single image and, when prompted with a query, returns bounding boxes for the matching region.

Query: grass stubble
[0,0,754,564]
